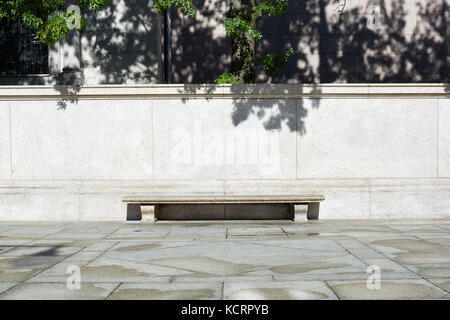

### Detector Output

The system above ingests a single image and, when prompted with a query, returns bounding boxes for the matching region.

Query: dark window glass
[0,20,49,75]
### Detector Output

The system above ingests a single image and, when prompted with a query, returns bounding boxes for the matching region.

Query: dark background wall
[0,0,162,85]
[171,0,449,83]
[0,0,447,85]
[170,0,231,83]
[81,0,161,84]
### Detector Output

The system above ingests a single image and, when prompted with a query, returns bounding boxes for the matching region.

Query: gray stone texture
[0,219,449,299]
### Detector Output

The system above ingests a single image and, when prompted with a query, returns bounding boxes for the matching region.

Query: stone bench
[122,194,325,222]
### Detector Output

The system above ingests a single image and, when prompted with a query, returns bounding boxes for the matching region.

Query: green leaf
[0,0,109,45]
[223,17,262,41]
[153,0,196,17]
[254,0,289,19]
[258,47,295,76]
[215,73,240,84]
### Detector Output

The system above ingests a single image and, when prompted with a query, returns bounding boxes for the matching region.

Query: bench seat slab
[122,194,325,204]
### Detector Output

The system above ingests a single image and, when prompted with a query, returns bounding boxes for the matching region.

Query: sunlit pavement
[1,218,450,299]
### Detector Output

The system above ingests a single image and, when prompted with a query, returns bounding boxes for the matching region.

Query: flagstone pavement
[1,218,450,300]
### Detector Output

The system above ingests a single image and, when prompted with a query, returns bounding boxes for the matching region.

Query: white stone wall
[0,84,448,220]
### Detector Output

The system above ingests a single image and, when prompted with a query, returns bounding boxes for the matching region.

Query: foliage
[0,0,108,45]
[153,0,196,17]
[0,0,293,83]
[223,17,261,41]
[214,72,240,84]
[259,47,294,76]
[223,0,288,40]
[253,0,288,17]
[217,0,293,83]
[0,0,196,45]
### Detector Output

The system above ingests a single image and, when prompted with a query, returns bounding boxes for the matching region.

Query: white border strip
[0,84,448,100]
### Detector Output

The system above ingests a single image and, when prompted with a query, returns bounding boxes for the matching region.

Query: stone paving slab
[44,233,111,240]
[224,281,338,300]
[327,279,450,300]
[412,264,450,278]
[0,282,17,294]
[0,219,449,299]
[108,283,222,300]
[1,226,67,236]
[237,239,347,253]
[0,282,118,300]
[368,238,450,265]
[104,229,170,240]
[2,245,82,257]
[82,241,118,252]
[414,236,450,244]
[172,275,275,283]
[438,225,450,231]
[272,272,422,282]
[165,227,227,240]
[430,279,450,292]
[27,258,182,283]
[0,268,40,283]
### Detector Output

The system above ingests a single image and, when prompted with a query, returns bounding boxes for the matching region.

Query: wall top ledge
[0,83,448,100]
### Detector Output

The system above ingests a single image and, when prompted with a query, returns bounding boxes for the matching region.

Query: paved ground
[0,218,450,300]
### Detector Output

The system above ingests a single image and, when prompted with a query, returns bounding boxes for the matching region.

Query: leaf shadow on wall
[178,0,448,134]
[259,0,449,83]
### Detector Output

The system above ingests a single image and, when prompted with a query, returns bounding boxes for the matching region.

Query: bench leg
[126,203,142,221]
[292,204,307,221]
[289,204,295,221]
[141,205,156,223]
[307,202,320,220]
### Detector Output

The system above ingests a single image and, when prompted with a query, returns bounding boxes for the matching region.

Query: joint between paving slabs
[105,282,123,300]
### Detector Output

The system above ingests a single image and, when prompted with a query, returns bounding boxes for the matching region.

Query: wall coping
[0,83,449,100]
